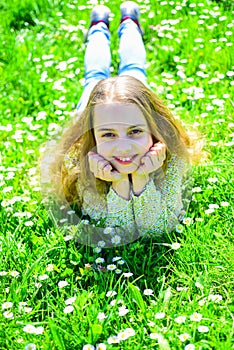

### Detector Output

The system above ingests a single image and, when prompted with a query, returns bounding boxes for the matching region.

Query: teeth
[118,157,132,161]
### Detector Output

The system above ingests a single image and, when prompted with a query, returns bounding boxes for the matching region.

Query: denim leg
[118,19,148,86]
[77,22,111,113]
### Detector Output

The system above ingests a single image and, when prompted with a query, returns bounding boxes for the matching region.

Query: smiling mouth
[114,155,136,165]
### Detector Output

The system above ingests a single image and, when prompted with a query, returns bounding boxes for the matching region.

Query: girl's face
[93,103,153,174]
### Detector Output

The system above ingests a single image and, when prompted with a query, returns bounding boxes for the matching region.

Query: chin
[116,165,138,175]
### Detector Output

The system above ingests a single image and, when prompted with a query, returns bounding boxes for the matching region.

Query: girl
[42,2,197,247]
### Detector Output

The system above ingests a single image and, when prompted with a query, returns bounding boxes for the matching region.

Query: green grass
[0,0,234,349]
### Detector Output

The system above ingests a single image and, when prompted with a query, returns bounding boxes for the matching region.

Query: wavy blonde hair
[43,76,199,207]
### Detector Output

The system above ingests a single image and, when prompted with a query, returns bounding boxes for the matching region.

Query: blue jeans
[77,19,148,112]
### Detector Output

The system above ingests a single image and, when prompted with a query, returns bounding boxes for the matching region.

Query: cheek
[138,134,153,151]
[96,140,110,156]
[147,134,153,148]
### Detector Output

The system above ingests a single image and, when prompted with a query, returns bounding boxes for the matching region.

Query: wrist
[132,173,150,196]
[112,178,130,200]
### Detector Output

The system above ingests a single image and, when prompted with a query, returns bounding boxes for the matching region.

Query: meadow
[0,0,233,349]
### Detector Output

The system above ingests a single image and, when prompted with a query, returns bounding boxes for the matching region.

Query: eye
[101,132,116,138]
[128,129,143,136]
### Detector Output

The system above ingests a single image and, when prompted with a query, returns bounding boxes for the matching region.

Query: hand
[135,142,166,176]
[88,151,130,199]
[88,151,121,182]
[132,142,166,195]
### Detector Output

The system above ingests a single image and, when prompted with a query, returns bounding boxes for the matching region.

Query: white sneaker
[90,5,111,28]
[120,1,140,22]
[120,1,143,34]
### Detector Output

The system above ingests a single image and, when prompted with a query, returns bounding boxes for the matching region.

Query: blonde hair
[43,76,200,207]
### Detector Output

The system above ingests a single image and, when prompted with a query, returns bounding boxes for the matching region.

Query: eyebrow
[96,124,147,132]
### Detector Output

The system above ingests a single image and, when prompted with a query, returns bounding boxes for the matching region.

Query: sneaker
[90,5,111,28]
[120,1,140,22]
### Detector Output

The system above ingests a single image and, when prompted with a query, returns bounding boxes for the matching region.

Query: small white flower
[111,235,121,244]
[184,344,195,350]
[103,227,115,234]
[107,336,120,344]
[10,270,20,277]
[115,269,122,274]
[63,305,74,314]
[171,242,181,250]
[107,264,116,271]
[192,187,202,192]
[24,221,34,226]
[3,311,14,319]
[93,247,102,253]
[81,219,89,225]
[112,256,122,262]
[208,294,222,303]
[96,343,106,350]
[198,298,207,306]
[58,280,69,288]
[220,201,229,207]
[82,345,95,350]
[46,264,54,272]
[198,325,209,333]
[2,186,13,193]
[19,302,27,307]
[64,235,73,241]
[174,315,186,324]
[117,330,129,340]
[125,327,135,337]
[144,289,154,296]
[23,307,33,313]
[2,302,13,309]
[106,290,117,297]
[117,259,125,265]
[98,241,106,248]
[0,271,8,276]
[123,272,133,278]
[219,16,227,21]
[175,224,183,233]
[95,257,105,264]
[205,208,215,215]
[38,274,49,281]
[109,299,117,306]
[149,333,163,340]
[97,312,107,321]
[65,296,76,305]
[34,326,44,335]
[25,343,37,350]
[190,312,202,322]
[208,203,219,209]
[23,324,37,334]
[207,177,218,183]
[155,312,166,319]
[118,306,129,316]
[195,282,204,289]
[183,217,193,225]
[179,333,191,342]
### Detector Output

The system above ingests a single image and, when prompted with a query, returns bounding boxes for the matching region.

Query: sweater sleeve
[105,187,136,234]
[81,186,137,245]
[132,156,188,236]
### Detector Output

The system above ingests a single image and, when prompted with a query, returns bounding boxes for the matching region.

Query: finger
[102,165,121,181]
[109,170,122,181]
[88,154,95,173]
[137,156,149,174]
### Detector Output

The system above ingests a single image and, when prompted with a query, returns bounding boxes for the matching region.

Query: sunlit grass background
[0,0,233,349]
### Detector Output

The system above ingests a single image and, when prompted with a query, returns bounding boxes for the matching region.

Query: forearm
[112,178,131,200]
[131,173,150,196]
[106,187,135,238]
[133,178,165,235]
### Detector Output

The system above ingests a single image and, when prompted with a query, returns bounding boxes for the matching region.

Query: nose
[115,138,133,154]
